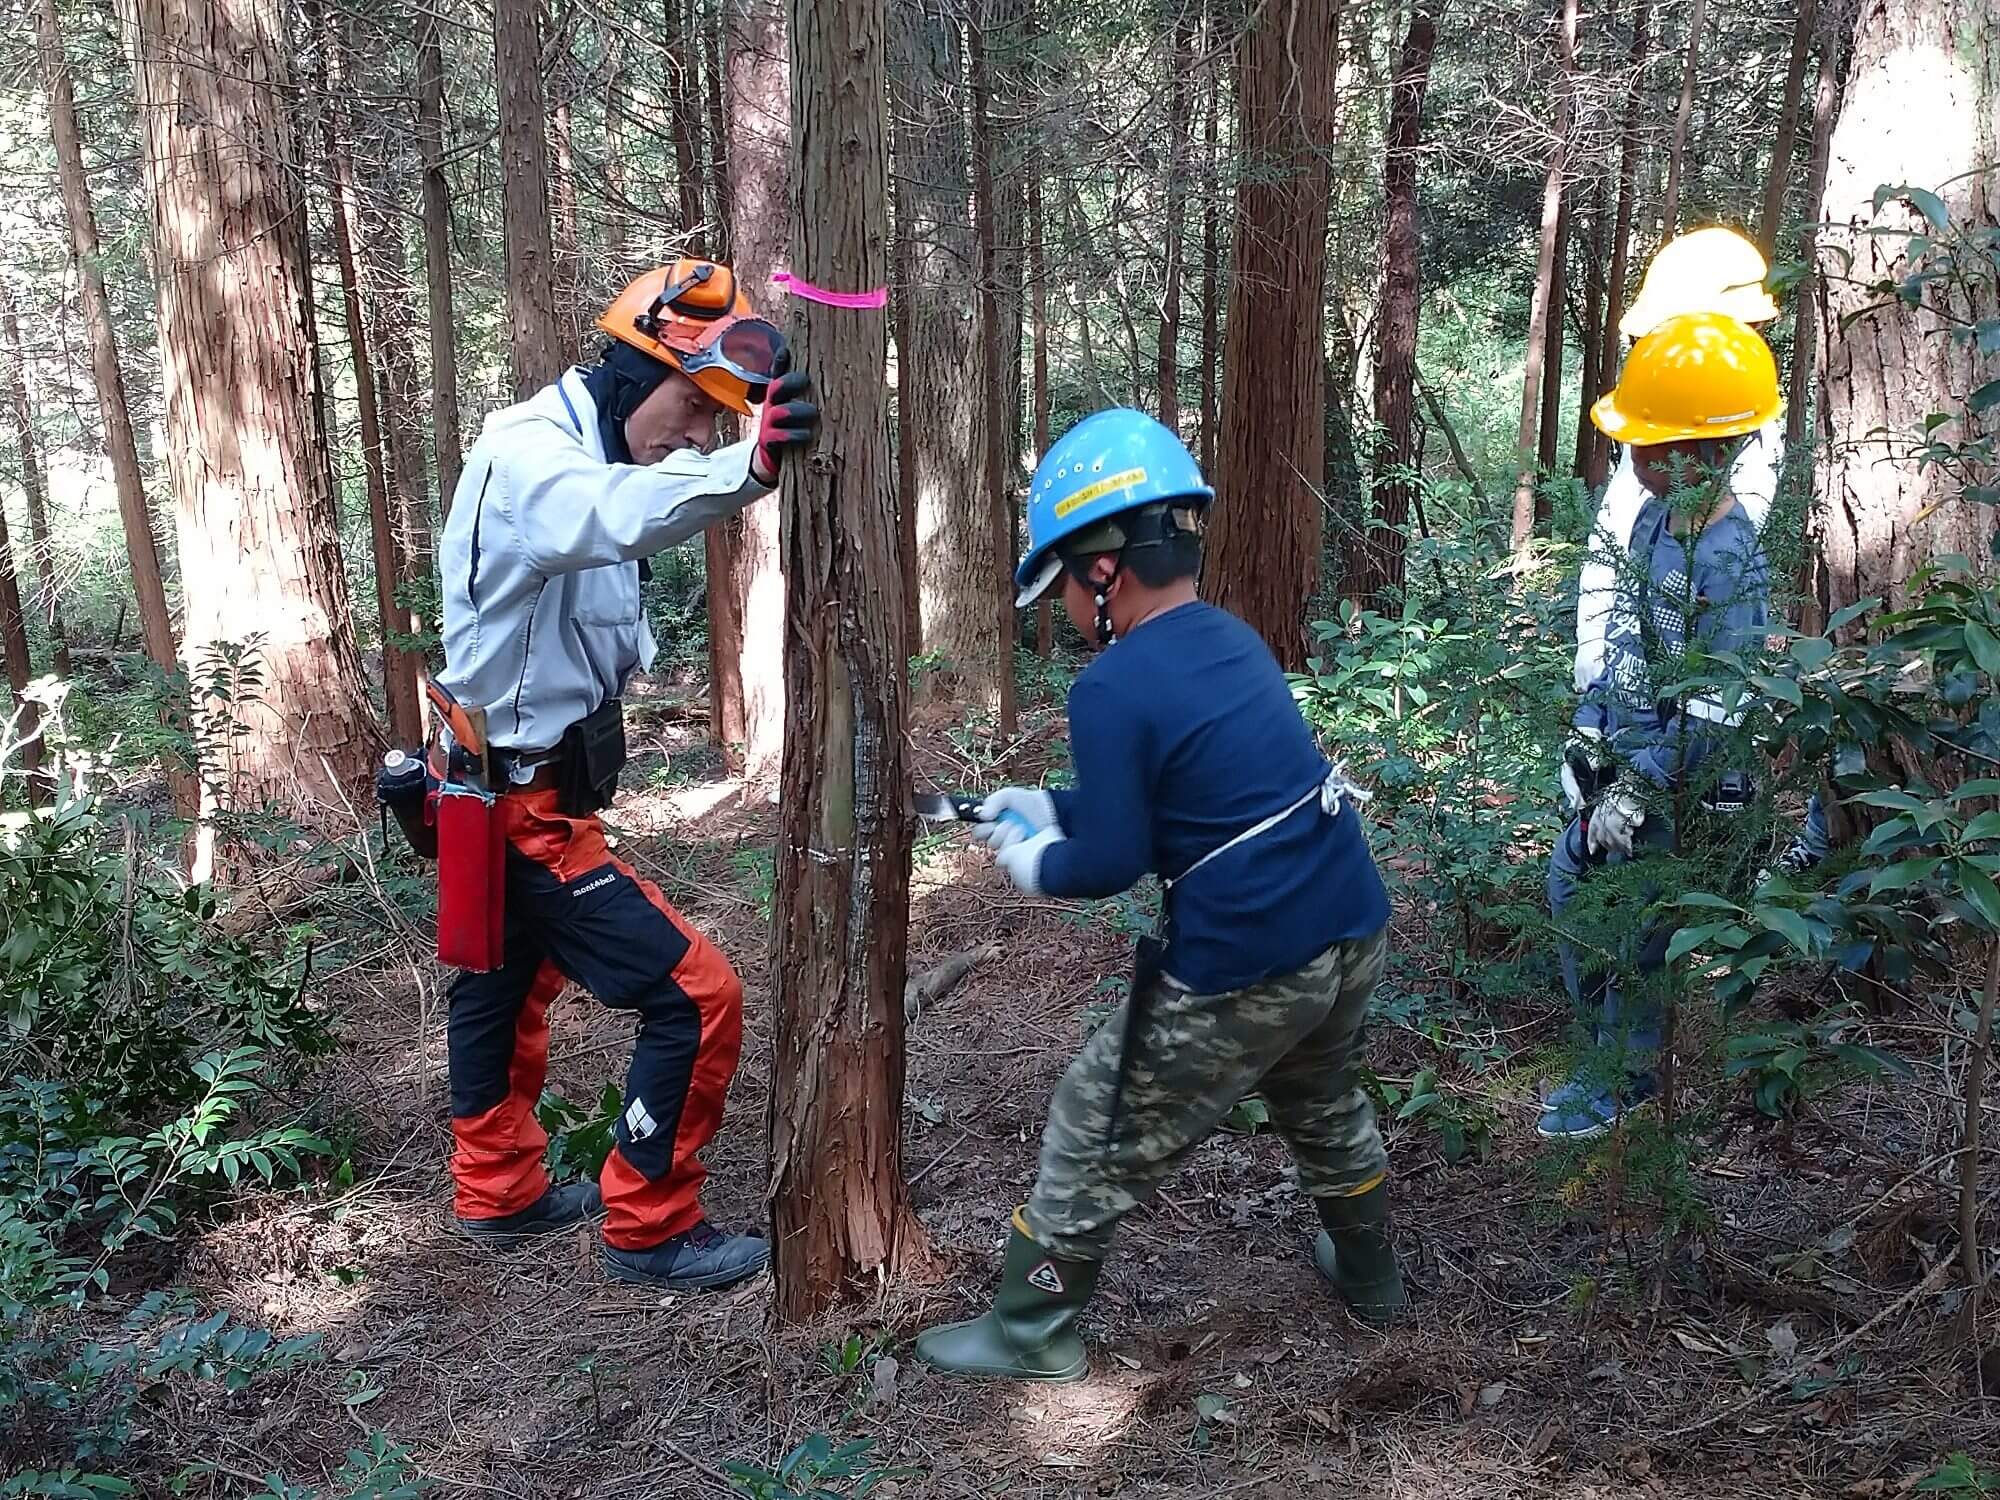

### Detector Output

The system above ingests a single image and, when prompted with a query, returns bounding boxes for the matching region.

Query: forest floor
[162,672,1999,1499]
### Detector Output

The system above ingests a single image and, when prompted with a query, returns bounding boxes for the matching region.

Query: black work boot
[1312,1180,1407,1327]
[456,1181,603,1249]
[914,1215,1101,1382]
[602,1221,769,1290]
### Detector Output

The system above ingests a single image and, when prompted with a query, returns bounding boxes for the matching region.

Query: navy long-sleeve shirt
[1041,601,1390,993]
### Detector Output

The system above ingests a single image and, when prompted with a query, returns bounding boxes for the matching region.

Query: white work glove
[1560,728,1605,814]
[1586,784,1647,860]
[1560,760,1587,814]
[971,787,1059,851]
[995,826,1065,896]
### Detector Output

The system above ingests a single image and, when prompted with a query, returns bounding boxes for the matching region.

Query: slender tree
[1508,0,1578,556]
[1350,3,1438,610]
[1536,194,1572,489]
[705,0,732,254]
[1787,8,1845,470]
[1757,0,1818,257]
[1156,8,1192,436]
[1572,193,1604,480]
[1659,0,1708,234]
[0,291,70,680]
[770,0,927,1321]
[126,0,382,856]
[0,478,41,798]
[1587,0,1649,486]
[315,0,423,747]
[1028,166,1054,656]
[496,0,565,393]
[34,0,177,680]
[668,0,708,245]
[1198,14,1221,477]
[1204,0,1337,669]
[968,8,1017,740]
[712,0,790,788]
[891,1,1004,712]
[416,1,464,506]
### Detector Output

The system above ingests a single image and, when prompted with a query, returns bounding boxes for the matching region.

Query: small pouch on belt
[433,781,505,972]
[556,698,628,817]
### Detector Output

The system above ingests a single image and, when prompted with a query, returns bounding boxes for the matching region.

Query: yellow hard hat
[1590,311,1782,445]
[1619,226,1779,338]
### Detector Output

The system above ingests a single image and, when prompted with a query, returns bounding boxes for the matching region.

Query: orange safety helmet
[597,259,788,416]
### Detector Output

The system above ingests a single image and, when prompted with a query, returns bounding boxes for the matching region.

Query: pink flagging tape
[772,271,889,309]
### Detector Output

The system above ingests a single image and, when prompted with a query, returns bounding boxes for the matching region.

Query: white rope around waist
[1173,764,1369,887]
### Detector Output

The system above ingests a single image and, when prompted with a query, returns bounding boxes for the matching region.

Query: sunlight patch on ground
[659,775,742,822]
[1003,1374,1150,1470]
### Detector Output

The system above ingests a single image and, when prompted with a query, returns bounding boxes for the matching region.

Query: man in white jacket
[434,258,815,1289]
[1572,228,1782,697]
[1572,228,1838,882]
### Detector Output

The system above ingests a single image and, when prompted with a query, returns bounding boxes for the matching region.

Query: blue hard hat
[1015,408,1213,606]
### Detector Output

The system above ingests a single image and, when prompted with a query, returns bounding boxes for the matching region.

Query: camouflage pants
[1023,929,1390,1262]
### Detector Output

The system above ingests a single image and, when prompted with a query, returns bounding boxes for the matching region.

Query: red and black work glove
[750,370,819,485]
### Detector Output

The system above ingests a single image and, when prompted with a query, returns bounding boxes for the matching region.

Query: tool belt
[490,698,628,815]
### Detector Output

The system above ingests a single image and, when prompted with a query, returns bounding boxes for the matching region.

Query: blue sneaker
[1536,1073,1656,1139]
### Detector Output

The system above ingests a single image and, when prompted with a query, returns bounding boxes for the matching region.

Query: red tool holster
[423,677,507,973]
[432,780,506,972]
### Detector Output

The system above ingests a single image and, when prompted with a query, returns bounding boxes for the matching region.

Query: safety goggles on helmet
[600,260,790,415]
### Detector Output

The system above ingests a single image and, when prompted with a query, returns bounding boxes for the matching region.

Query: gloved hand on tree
[751,371,819,485]
[971,787,1059,851]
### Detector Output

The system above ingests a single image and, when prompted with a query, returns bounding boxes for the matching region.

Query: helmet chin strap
[1090,557,1124,648]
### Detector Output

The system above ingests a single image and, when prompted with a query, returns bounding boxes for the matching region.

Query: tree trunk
[706,0,732,256]
[770,0,927,1321]
[0,478,41,799]
[1509,0,1577,557]
[891,1,1002,712]
[1659,0,1708,234]
[550,85,582,342]
[1198,18,1221,478]
[1811,0,1994,623]
[1537,192,1572,489]
[1572,192,1604,481]
[1028,165,1053,656]
[1589,0,1649,487]
[34,0,177,679]
[1204,0,1337,669]
[713,0,790,789]
[890,167,921,657]
[496,0,564,394]
[126,0,382,859]
[1351,4,1437,612]
[417,3,464,508]
[0,292,71,680]
[1157,9,1192,436]
[316,0,423,749]
[968,10,1017,740]
[362,167,437,578]
[668,0,708,247]
[1786,5,1845,523]
[1757,0,1818,257]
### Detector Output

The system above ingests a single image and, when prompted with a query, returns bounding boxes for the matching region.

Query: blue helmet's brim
[1014,553,1063,609]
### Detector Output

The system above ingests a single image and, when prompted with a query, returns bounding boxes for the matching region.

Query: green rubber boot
[1312,1180,1407,1327]
[915,1215,1101,1382]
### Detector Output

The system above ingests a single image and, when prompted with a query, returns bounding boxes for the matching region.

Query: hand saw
[910,791,1037,838]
